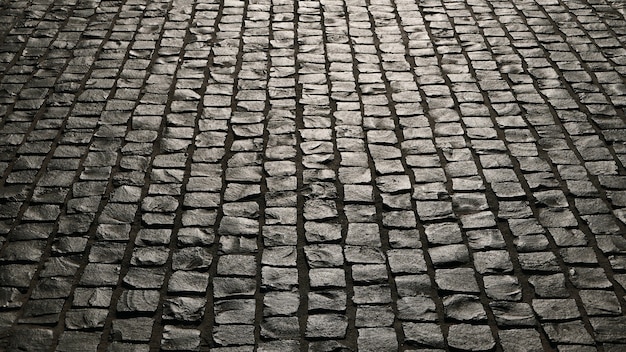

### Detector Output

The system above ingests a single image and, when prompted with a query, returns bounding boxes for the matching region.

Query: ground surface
[0,0,625,350]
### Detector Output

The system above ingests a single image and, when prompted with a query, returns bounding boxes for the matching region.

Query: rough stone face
[443,294,487,322]
[357,328,398,352]
[309,268,346,288]
[309,290,347,311]
[111,317,154,342]
[429,245,470,267]
[9,328,54,352]
[57,331,101,352]
[397,295,437,322]
[579,290,622,316]
[304,244,344,268]
[532,299,581,321]
[447,324,495,351]
[213,278,257,298]
[123,267,165,289]
[498,329,544,352]
[528,274,569,298]
[65,309,108,330]
[569,267,612,289]
[490,302,536,327]
[116,290,159,313]
[168,271,210,293]
[0,264,37,288]
[483,275,522,301]
[435,268,480,293]
[402,323,445,348]
[590,317,626,343]
[543,321,595,345]
[163,297,206,322]
[356,305,395,328]
[261,317,300,339]
[1,0,625,349]
[172,247,213,270]
[263,291,299,317]
[130,247,169,266]
[161,326,201,351]
[306,314,348,338]
[213,325,256,347]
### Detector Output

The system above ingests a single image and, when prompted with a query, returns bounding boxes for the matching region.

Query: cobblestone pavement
[0,0,625,349]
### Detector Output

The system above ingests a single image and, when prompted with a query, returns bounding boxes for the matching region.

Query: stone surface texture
[0,0,625,349]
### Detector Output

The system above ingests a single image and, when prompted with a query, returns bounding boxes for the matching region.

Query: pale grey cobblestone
[0,0,625,349]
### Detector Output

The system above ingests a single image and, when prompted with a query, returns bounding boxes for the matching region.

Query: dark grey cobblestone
[0,0,625,349]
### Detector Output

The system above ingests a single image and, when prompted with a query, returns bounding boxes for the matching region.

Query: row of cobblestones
[0,0,625,349]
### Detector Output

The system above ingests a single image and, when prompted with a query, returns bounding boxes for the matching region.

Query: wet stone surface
[0,0,625,349]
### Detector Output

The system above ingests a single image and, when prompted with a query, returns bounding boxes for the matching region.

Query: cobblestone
[0,0,625,349]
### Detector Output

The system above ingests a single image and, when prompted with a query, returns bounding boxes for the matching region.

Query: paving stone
[306,314,348,338]
[1,0,625,349]
[543,321,595,345]
[305,244,344,268]
[218,255,256,276]
[308,287,347,311]
[532,299,581,321]
[0,287,24,308]
[518,252,560,272]
[222,202,259,219]
[8,328,54,352]
[429,244,470,267]
[172,247,212,270]
[498,329,544,352]
[22,204,61,221]
[490,302,536,327]
[263,291,299,316]
[214,277,257,298]
[310,268,346,288]
[473,250,514,274]
[168,271,209,293]
[443,294,487,322]
[89,242,126,263]
[57,331,101,352]
[218,216,259,235]
[590,316,626,343]
[346,223,381,246]
[402,322,445,349]
[258,340,299,352]
[579,290,622,316]
[19,298,65,324]
[356,327,397,352]
[569,267,612,289]
[352,284,392,305]
[40,257,80,278]
[261,267,298,291]
[397,295,437,322]
[388,229,422,249]
[483,275,522,301]
[0,240,46,262]
[106,343,150,352]
[116,290,159,313]
[8,223,54,241]
[261,317,299,339]
[549,228,588,247]
[65,308,108,330]
[355,305,395,328]
[163,296,206,322]
[435,268,479,293]
[447,324,495,351]
[177,228,215,247]
[161,326,201,351]
[134,229,172,247]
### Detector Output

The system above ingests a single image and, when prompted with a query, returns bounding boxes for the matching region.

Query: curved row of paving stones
[0,0,625,349]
